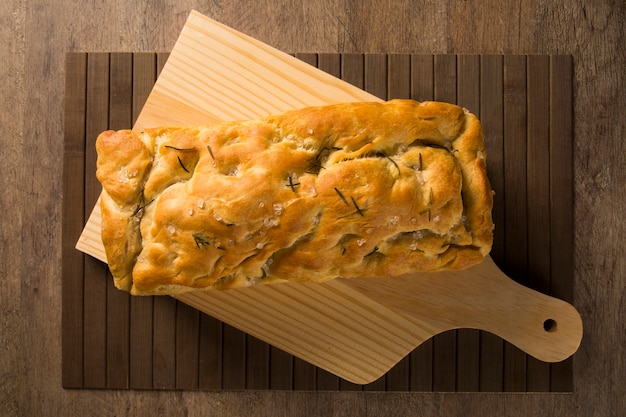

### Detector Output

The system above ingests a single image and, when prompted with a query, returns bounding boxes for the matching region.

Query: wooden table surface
[2,1,624,416]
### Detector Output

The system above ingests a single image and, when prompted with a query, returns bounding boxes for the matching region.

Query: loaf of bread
[95,100,493,295]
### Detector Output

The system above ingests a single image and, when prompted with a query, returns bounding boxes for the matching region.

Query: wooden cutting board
[74,10,582,385]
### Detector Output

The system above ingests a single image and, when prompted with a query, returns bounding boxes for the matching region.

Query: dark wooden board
[62,52,573,391]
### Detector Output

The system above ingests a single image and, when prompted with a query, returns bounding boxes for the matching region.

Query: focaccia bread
[96,100,494,295]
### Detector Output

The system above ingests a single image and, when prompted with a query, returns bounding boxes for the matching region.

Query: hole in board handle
[543,318,558,333]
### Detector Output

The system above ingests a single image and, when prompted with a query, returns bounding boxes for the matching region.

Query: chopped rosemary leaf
[386,155,401,175]
[286,176,300,192]
[193,233,211,249]
[206,145,215,159]
[334,188,349,205]
[164,145,195,151]
[131,192,153,218]
[365,246,379,257]
[305,159,325,174]
[351,196,365,217]
[177,156,190,173]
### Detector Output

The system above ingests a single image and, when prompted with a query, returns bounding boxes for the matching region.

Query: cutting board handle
[342,256,583,363]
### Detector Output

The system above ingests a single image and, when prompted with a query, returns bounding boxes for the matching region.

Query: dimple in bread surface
[95,100,494,295]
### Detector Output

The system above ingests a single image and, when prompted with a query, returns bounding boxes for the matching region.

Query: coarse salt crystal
[263,217,279,227]
[357,238,367,247]
[273,203,283,215]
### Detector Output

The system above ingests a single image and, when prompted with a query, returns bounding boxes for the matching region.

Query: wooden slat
[222,323,247,389]
[341,54,364,90]
[293,355,316,390]
[62,52,87,388]
[105,52,133,389]
[128,53,157,389]
[175,301,200,389]
[269,346,294,390]
[246,335,270,389]
[150,52,178,390]
[318,53,341,78]
[502,55,529,392]
[132,53,157,124]
[152,296,177,389]
[526,54,552,391]
[198,313,223,389]
[364,54,387,100]
[456,54,481,392]
[82,53,109,388]
[129,293,153,389]
[384,52,412,393]
[408,54,435,392]
[548,55,574,392]
[387,54,411,100]
[478,55,505,392]
[64,51,576,392]
[432,54,458,392]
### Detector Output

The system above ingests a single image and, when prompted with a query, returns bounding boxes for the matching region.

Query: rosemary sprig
[351,196,365,217]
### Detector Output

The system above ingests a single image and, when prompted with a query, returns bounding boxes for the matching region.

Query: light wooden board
[73,11,581,385]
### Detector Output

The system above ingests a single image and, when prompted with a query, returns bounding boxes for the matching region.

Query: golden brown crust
[96,100,494,295]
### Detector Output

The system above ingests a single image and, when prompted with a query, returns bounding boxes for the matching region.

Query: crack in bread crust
[96,100,494,295]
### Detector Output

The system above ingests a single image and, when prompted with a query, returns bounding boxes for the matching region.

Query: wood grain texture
[3,1,625,416]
